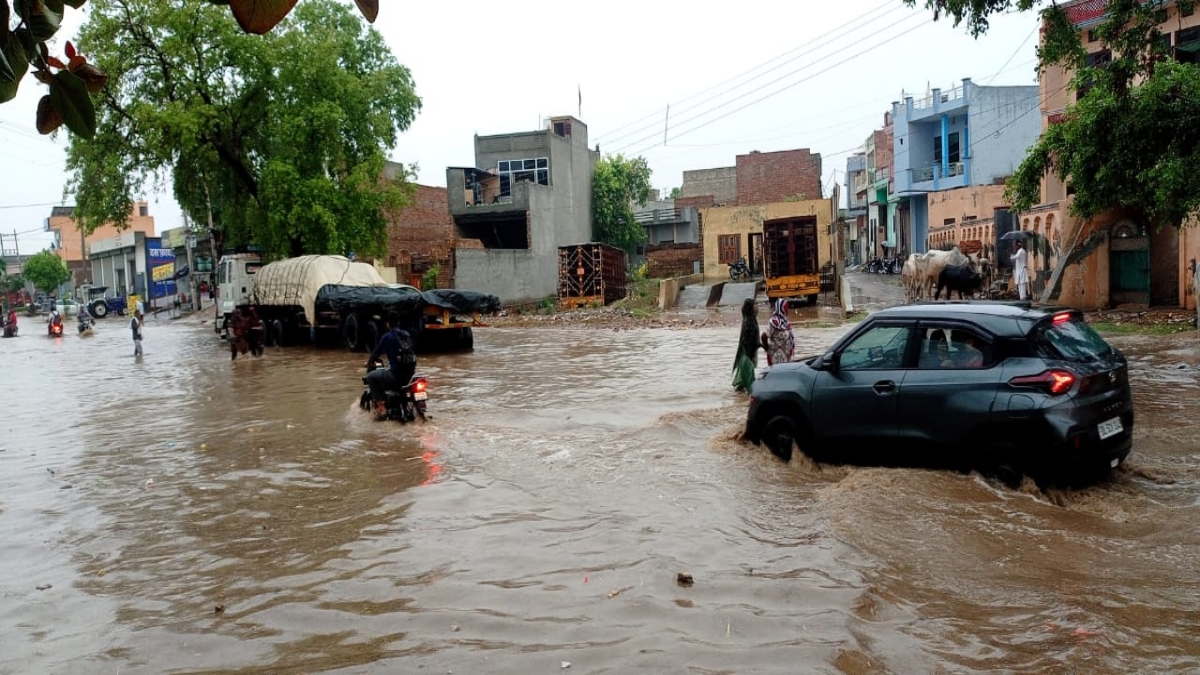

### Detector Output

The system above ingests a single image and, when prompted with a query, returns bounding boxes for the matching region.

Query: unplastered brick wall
[675,195,715,212]
[735,149,822,206]
[383,184,455,286]
[645,242,702,278]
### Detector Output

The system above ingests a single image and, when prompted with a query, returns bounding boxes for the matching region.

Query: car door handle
[873,380,897,395]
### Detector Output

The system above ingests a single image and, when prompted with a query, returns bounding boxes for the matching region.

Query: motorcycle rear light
[413,379,427,393]
[1008,369,1075,395]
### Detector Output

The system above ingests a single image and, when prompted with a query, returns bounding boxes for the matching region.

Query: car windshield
[1039,315,1113,362]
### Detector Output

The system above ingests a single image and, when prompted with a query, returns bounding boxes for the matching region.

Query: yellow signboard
[152,262,175,282]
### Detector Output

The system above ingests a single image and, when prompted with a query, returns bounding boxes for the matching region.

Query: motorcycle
[78,316,95,336]
[728,257,751,282]
[2,317,16,338]
[49,321,64,337]
[359,360,428,424]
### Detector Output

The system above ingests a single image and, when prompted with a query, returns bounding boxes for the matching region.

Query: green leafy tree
[64,0,420,260]
[4,272,25,294]
[592,154,652,253]
[906,0,1200,302]
[0,0,383,138]
[22,250,71,293]
[668,187,682,200]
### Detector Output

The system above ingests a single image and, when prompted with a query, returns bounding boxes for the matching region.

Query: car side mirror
[821,351,839,372]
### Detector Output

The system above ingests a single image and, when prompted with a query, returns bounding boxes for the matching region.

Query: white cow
[901,254,922,303]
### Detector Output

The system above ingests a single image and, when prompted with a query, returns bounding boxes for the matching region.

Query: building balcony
[904,80,971,123]
[448,167,531,217]
[907,162,967,192]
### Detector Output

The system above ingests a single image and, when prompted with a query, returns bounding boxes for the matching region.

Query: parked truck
[762,216,822,305]
[215,254,499,352]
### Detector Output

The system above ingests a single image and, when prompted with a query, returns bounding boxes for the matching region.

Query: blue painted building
[891,77,1040,253]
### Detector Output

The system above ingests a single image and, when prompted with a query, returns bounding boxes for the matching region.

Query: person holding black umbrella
[1010,239,1029,300]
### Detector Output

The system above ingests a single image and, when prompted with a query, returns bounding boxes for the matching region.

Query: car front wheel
[762,415,798,462]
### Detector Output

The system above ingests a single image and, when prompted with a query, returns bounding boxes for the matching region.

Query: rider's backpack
[395,329,417,364]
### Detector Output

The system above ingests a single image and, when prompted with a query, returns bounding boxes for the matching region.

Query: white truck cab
[215,252,263,334]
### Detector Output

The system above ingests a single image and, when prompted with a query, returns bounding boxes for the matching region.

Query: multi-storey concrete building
[890,78,1040,255]
[446,115,598,304]
[44,201,157,287]
[844,153,869,265]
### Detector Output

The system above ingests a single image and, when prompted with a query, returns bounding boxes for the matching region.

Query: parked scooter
[359,360,429,424]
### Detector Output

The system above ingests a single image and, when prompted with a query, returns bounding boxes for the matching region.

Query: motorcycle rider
[78,304,94,332]
[364,312,418,421]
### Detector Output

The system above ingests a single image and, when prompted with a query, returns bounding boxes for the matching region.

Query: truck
[762,216,821,305]
[215,254,499,352]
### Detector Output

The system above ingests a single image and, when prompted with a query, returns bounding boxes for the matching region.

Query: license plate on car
[414,391,427,401]
[1097,417,1123,440]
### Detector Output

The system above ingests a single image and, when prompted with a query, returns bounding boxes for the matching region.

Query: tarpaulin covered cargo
[422,289,502,314]
[315,285,425,318]
[251,255,386,325]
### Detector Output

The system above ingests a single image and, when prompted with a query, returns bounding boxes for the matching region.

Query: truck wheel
[270,320,285,348]
[460,327,474,350]
[364,320,380,353]
[806,294,819,306]
[343,313,361,352]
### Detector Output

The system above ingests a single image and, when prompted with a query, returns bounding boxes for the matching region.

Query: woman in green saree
[732,298,760,392]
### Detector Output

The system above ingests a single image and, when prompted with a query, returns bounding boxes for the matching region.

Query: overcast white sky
[0,0,1040,252]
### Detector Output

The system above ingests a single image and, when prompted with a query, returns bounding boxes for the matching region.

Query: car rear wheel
[983,442,1024,489]
[762,415,797,462]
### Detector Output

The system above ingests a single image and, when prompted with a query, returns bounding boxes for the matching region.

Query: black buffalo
[935,264,985,300]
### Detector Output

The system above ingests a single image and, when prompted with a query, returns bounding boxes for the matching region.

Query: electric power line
[595,0,905,148]
[985,25,1038,86]
[615,11,931,157]
[0,201,71,211]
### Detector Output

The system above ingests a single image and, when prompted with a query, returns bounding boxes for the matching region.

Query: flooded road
[2,311,1200,674]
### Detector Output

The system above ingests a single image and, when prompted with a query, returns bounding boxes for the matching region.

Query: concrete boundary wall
[658,273,704,310]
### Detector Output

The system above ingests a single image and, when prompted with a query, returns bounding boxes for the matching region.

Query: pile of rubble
[1085,308,1199,329]
[487,306,740,331]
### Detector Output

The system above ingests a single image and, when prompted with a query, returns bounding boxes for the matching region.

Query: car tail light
[1009,369,1076,395]
[1052,311,1072,324]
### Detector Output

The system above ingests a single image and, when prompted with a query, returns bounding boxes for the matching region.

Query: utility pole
[184,214,197,312]
[80,222,89,285]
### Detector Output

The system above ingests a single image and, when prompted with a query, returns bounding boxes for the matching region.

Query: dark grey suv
[743,302,1133,486]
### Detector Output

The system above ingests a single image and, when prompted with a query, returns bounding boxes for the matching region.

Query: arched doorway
[1109,220,1149,306]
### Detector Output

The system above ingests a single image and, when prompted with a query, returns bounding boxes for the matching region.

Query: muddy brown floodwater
[2,310,1199,674]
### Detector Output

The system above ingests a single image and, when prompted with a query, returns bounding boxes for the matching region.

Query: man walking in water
[131,309,144,357]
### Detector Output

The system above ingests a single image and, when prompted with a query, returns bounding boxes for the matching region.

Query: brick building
[677,148,823,208]
[380,166,455,288]
[735,149,822,205]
